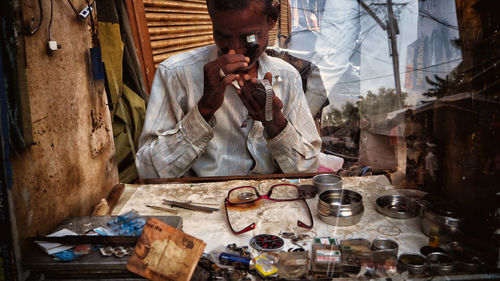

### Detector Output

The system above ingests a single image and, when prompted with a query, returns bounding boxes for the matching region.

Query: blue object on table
[106,210,145,236]
[53,249,82,261]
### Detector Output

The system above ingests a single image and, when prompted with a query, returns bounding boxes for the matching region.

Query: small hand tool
[162,199,219,213]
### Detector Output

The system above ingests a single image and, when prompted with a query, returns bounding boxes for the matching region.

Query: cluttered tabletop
[24,174,500,280]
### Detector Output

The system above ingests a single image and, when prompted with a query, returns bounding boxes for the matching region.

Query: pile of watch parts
[198,231,486,280]
[198,232,401,280]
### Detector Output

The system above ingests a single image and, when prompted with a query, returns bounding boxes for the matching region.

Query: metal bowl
[426,252,455,274]
[312,174,343,194]
[398,253,427,275]
[375,195,417,219]
[317,189,363,226]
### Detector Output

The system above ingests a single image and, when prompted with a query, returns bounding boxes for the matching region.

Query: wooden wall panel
[11,0,119,254]
[125,0,155,93]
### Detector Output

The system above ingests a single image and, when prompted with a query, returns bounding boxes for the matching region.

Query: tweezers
[162,199,219,213]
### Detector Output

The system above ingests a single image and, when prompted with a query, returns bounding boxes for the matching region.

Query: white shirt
[136,45,321,178]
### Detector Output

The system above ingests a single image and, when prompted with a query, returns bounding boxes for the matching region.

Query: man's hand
[238,72,287,138]
[198,50,249,121]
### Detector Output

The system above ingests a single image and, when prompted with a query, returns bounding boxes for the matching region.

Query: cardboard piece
[126,218,205,281]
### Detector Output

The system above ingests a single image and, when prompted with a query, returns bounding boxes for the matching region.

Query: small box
[311,237,342,273]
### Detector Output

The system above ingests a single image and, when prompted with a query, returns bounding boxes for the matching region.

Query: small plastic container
[253,254,278,278]
[278,251,309,279]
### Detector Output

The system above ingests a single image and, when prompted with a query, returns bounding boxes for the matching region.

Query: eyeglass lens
[227,184,300,204]
[225,184,312,234]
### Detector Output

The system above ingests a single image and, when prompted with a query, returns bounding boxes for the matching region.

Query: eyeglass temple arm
[224,199,256,234]
[297,198,314,229]
[233,223,256,235]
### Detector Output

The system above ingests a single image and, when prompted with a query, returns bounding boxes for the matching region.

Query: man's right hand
[198,50,250,121]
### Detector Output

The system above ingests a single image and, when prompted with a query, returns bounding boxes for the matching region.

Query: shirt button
[248,138,253,143]
[203,137,210,142]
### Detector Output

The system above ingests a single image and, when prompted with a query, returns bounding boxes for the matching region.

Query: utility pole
[357,0,404,109]
[386,0,403,109]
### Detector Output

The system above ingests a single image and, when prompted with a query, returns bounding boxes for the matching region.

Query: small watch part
[99,246,114,256]
[280,231,296,239]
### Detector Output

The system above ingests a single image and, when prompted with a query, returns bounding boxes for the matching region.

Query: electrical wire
[48,0,53,41]
[85,0,98,46]
[25,0,43,36]
[419,9,459,30]
[66,0,79,17]
[336,58,462,84]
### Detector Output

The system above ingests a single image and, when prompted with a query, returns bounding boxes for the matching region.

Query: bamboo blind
[133,0,291,89]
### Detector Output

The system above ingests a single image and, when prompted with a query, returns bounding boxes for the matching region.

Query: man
[136,0,321,178]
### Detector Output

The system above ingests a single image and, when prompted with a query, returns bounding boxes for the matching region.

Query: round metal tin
[398,253,427,275]
[375,195,417,219]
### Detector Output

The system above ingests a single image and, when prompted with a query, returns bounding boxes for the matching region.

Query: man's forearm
[136,106,214,178]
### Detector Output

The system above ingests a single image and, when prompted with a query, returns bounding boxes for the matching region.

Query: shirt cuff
[181,104,215,146]
[266,121,298,152]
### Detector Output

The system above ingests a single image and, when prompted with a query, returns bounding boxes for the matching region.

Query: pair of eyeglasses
[224,184,313,234]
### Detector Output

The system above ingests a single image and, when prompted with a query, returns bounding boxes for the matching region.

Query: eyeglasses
[224,184,314,234]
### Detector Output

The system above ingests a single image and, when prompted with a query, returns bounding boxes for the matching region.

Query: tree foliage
[423,70,465,98]
[324,88,406,126]
[358,87,407,119]
[327,101,358,125]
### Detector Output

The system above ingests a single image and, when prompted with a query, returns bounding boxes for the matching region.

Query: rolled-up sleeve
[135,65,213,178]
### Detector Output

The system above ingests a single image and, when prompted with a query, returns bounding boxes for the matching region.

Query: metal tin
[312,174,343,194]
[420,201,467,241]
[317,189,363,226]
[420,246,446,256]
[342,238,371,249]
[318,209,364,226]
[375,195,417,219]
[398,253,427,275]
[426,252,455,274]
[371,238,399,258]
[340,238,372,264]
[458,256,482,272]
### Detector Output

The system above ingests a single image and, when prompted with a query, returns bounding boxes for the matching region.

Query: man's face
[209,1,276,70]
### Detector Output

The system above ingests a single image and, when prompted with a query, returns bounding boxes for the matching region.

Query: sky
[284,0,461,109]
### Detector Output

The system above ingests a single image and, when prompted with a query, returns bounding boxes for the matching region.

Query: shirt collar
[258,52,282,85]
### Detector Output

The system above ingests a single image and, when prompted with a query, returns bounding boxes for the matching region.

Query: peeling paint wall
[10,0,119,254]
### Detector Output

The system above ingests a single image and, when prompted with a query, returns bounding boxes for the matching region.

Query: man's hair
[206,0,274,16]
